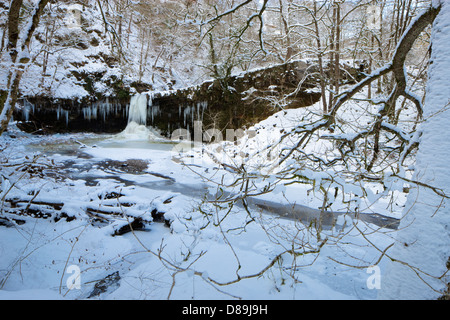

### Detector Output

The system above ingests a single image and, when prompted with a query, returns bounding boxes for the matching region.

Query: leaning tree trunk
[0,0,49,136]
[379,1,449,300]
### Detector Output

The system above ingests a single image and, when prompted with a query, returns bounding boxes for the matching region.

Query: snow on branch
[279,5,439,172]
[200,0,268,54]
[202,0,253,25]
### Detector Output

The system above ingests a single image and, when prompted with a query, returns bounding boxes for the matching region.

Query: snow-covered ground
[0,96,403,300]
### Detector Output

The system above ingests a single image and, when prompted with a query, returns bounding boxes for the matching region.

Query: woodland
[0,0,448,301]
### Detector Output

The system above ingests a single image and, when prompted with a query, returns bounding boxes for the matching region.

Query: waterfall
[128,93,148,125]
[118,93,160,141]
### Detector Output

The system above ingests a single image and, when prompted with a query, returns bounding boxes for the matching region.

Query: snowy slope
[0,123,396,300]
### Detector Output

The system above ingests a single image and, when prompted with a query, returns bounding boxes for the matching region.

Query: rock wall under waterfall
[12,60,362,137]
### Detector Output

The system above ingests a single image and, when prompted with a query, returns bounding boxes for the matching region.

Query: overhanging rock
[14,60,324,136]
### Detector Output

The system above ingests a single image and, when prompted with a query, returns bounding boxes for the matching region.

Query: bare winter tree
[198,0,448,299]
[277,2,448,299]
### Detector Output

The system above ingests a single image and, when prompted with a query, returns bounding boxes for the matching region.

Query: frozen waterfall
[127,93,148,126]
[118,93,160,141]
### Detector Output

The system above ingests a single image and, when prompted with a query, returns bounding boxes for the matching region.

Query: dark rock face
[14,97,129,134]
[147,60,322,137]
[12,60,334,137]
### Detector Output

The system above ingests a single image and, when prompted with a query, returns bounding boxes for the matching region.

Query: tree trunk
[333,3,340,105]
[0,0,49,135]
[328,4,336,108]
[312,1,327,113]
[379,1,449,300]
[6,0,23,62]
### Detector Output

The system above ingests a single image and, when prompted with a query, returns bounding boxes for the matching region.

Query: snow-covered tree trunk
[379,0,449,300]
[0,0,49,135]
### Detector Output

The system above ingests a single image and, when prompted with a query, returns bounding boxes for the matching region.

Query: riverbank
[0,118,396,299]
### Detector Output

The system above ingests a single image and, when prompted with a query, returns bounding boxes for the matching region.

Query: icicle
[65,109,69,126]
[148,92,153,107]
[23,107,29,122]
[22,101,31,122]
[58,107,69,126]
[184,105,191,127]
[82,107,87,120]
[202,101,207,122]
[100,100,110,122]
[93,105,98,120]
[82,107,89,120]
[196,102,200,121]
[149,104,159,124]
[146,93,160,125]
